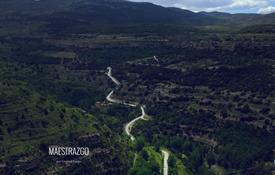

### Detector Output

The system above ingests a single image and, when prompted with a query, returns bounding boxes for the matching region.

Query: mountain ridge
[1,0,275,29]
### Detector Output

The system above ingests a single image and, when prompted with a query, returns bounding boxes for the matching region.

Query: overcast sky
[129,0,275,14]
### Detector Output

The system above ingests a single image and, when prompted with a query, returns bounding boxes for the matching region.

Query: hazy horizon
[129,0,275,14]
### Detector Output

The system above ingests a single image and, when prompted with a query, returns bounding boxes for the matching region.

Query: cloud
[258,6,275,13]
[129,0,272,13]
[129,0,231,9]
[231,0,267,8]
[200,0,268,12]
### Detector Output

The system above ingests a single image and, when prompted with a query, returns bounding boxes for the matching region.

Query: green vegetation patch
[216,122,275,169]
[129,145,162,175]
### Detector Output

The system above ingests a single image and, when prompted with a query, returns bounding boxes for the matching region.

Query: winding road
[105,66,169,174]
[106,67,120,86]
[105,67,145,140]
[106,90,137,107]
[125,106,147,141]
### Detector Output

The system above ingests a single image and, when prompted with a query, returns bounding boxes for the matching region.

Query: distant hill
[201,11,275,26]
[0,0,275,34]
[67,0,219,25]
[0,0,217,24]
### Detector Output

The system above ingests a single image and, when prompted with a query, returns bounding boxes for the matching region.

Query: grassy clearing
[211,165,225,175]
[175,157,192,175]
[128,146,162,175]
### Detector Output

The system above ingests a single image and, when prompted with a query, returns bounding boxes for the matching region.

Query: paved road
[153,56,159,63]
[106,90,137,107]
[106,67,120,85]
[105,66,169,174]
[161,150,169,175]
[105,67,145,140]
[125,106,147,141]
